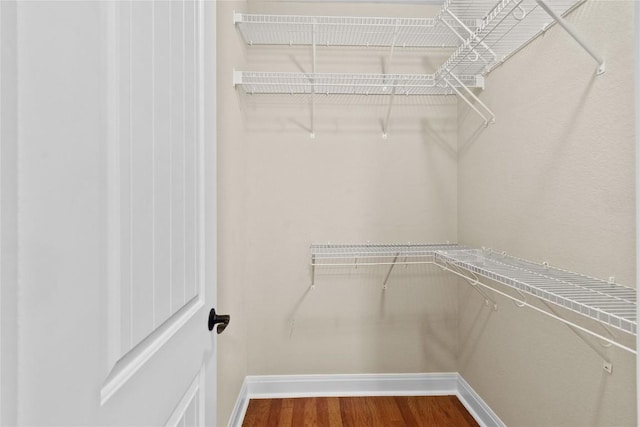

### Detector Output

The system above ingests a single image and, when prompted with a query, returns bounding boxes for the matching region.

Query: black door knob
[208,308,230,334]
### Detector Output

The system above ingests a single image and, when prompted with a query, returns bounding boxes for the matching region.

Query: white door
[1,1,220,425]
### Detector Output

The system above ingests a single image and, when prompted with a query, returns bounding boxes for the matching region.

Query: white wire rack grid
[310,243,464,266]
[234,71,484,95]
[434,249,637,335]
[435,0,583,79]
[234,13,479,48]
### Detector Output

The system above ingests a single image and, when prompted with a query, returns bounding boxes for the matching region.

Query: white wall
[217,1,460,424]
[457,1,636,425]
[218,1,637,425]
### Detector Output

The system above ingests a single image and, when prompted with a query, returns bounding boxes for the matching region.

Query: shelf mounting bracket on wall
[538,300,614,373]
[535,0,605,75]
[384,20,400,76]
[382,86,396,140]
[382,253,400,289]
[380,21,400,139]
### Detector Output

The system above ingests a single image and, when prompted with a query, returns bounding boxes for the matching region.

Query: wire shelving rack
[234,72,484,95]
[234,0,603,132]
[435,0,587,80]
[311,243,464,266]
[309,243,637,354]
[234,13,477,48]
[435,249,636,335]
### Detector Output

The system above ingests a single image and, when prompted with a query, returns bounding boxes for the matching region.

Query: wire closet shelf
[234,72,484,95]
[234,13,478,47]
[435,249,636,336]
[435,0,586,79]
[311,243,464,266]
[233,0,600,132]
[310,244,637,341]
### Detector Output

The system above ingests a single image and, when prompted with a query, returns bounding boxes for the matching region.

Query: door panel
[109,0,203,363]
[0,2,19,425]
[165,369,205,427]
[104,0,209,402]
[13,1,216,424]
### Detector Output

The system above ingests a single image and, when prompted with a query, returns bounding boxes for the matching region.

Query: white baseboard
[227,372,504,427]
[227,378,249,427]
[456,375,504,427]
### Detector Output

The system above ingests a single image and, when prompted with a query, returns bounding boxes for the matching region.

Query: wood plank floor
[242,396,480,427]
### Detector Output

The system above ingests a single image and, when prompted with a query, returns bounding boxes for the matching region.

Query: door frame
[0,1,18,425]
[634,2,640,422]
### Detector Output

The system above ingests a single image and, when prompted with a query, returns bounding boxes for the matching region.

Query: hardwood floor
[242,395,480,427]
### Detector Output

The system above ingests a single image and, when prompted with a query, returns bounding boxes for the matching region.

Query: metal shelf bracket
[382,253,400,289]
[535,0,605,75]
[310,22,317,138]
[444,73,495,126]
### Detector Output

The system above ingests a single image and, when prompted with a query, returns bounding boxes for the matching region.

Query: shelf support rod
[385,21,400,77]
[444,77,493,127]
[382,85,396,139]
[381,20,400,138]
[310,22,317,138]
[448,72,495,124]
[310,254,316,289]
[382,253,400,290]
[540,300,613,367]
[535,0,605,74]
[312,22,317,74]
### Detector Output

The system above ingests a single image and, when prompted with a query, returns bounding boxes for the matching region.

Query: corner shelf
[309,243,637,354]
[435,249,636,335]
[234,0,603,133]
[311,243,464,266]
[436,0,588,79]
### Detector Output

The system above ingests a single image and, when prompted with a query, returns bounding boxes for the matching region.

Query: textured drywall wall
[457,1,636,426]
[217,2,249,425]
[217,1,459,424]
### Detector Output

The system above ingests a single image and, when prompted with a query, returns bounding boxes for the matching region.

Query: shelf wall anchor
[382,253,400,290]
[535,0,605,74]
[382,85,397,139]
